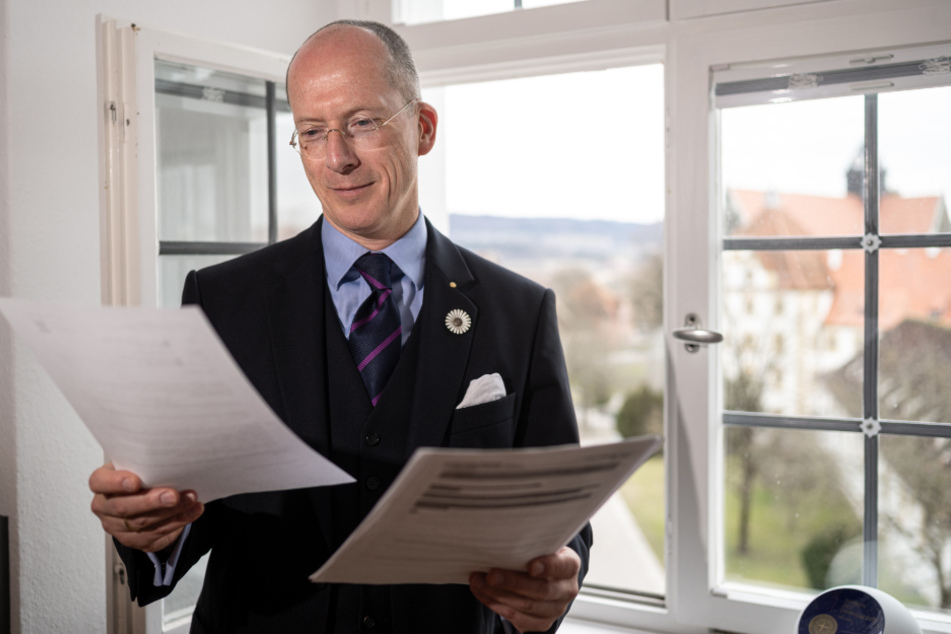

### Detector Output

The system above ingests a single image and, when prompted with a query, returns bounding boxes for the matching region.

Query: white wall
[0,2,336,631]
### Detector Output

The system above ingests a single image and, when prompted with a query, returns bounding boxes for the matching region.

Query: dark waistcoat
[325,284,421,634]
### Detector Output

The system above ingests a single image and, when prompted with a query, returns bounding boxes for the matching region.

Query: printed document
[0,298,354,501]
[310,436,662,585]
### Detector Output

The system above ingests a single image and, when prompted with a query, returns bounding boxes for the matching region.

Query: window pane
[879,434,951,614]
[399,0,588,25]
[155,61,270,243]
[275,89,321,240]
[877,247,951,424]
[158,254,235,308]
[723,427,862,591]
[423,64,666,596]
[879,86,951,235]
[722,250,858,417]
[721,96,865,237]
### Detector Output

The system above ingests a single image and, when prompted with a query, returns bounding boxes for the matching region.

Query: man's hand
[469,547,581,633]
[89,463,204,553]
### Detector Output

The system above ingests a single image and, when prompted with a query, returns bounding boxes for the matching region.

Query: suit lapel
[407,221,479,450]
[263,219,335,550]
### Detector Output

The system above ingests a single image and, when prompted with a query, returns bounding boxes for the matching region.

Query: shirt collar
[321,213,428,289]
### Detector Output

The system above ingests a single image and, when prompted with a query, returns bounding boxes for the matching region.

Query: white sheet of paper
[310,435,662,585]
[0,298,354,502]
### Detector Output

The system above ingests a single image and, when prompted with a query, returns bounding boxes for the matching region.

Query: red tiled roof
[729,189,951,328]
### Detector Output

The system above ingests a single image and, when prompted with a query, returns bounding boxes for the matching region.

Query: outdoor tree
[825,319,951,607]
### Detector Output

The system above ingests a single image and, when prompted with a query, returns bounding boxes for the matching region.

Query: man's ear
[416,101,438,156]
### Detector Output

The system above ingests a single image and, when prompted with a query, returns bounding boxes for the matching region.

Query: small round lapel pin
[445,309,472,335]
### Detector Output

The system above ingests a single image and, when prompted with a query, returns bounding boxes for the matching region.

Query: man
[89,20,591,633]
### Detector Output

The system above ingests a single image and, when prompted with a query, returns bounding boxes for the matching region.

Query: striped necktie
[349,253,402,406]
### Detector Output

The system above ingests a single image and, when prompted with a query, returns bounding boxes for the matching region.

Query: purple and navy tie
[349,253,402,406]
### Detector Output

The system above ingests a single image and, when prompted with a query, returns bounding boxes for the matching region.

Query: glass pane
[879,86,951,235]
[723,427,862,591]
[275,84,322,240]
[879,434,951,615]
[878,247,951,424]
[423,64,666,596]
[721,96,865,237]
[158,254,236,308]
[722,250,860,417]
[155,60,269,243]
[399,0,587,24]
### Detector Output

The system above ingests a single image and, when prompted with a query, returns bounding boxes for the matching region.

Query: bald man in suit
[90,20,591,634]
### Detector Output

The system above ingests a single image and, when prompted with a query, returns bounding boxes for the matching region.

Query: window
[396,0,586,25]
[717,44,951,618]
[419,63,667,600]
[154,60,314,308]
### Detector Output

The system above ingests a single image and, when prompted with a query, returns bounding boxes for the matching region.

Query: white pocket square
[456,373,506,409]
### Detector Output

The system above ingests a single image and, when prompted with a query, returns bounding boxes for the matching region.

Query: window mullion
[266,81,278,245]
[862,92,880,588]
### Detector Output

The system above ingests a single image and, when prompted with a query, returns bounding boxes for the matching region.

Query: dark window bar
[155,78,291,113]
[159,241,267,256]
[724,412,951,438]
[266,81,279,245]
[861,93,880,587]
[715,58,939,97]
[723,233,951,252]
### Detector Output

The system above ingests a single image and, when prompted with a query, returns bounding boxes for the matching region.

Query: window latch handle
[672,313,723,353]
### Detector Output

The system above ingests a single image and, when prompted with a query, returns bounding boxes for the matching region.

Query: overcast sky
[425,64,666,224]
[722,86,951,202]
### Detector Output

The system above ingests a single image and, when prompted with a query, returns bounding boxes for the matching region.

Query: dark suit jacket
[116,217,591,633]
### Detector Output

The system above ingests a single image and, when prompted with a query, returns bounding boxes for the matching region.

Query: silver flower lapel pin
[445,309,472,335]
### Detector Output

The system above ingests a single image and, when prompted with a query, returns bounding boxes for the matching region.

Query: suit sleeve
[114,270,218,606]
[519,288,593,634]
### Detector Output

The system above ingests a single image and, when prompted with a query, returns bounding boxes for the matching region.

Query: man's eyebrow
[295,106,387,126]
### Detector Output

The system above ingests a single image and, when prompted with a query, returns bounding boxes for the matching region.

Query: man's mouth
[331,183,373,199]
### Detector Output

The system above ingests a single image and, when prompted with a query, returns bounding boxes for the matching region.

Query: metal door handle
[672,313,723,352]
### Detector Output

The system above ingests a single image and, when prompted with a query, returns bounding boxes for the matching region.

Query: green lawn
[618,453,862,591]
[619,455,665,564]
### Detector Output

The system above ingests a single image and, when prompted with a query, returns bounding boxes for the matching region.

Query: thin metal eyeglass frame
[289,97,419,157]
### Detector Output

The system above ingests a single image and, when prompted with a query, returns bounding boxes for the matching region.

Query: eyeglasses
[289,98,418,159]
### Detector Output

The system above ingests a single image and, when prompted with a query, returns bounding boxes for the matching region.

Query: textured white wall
[0,2,336,631]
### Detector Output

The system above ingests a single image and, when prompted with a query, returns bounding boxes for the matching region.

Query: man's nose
[324,129,358,173]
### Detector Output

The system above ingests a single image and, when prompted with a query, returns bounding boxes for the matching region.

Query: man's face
[287,27,437,249]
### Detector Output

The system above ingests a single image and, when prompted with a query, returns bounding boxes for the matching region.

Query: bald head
[287,21,420,108]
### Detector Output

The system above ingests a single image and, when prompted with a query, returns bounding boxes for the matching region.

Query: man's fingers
[88,463,141,495]
[469,572,565,632]
[528,547,581,580]
[91,487,197,521]
[106,502,204,552]
[102,496,202,534]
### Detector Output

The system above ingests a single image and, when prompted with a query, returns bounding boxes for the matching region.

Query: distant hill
[448,214,663,262]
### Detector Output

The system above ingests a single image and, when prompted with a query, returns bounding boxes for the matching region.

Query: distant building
[724,165,950,417]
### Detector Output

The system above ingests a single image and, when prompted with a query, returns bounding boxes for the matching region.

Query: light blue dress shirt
[322,213,427,346]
